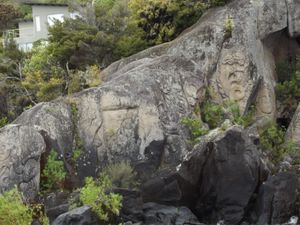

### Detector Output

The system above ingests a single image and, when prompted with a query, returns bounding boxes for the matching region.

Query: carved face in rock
[218,51,248,102]
[256,83,274,116]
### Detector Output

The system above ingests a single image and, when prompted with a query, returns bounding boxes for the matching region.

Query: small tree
[41,150,66,192]
[79,175,122,223]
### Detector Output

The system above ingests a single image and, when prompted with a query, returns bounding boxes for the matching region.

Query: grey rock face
[0,124,45,201]
[255,172,299,225]
[51,205,97,225]
[181,126,268,224]
[287,0,300,38]
[13,101,74,157]
[142,202,202,225]
[0,0,299,189]
[44,192,79,223]
[141,126,268,225]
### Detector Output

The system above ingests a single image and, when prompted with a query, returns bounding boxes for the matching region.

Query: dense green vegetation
[0,188,49,225]
[79,175,122,223]
[276,57,300,119]
[181,99,255,144]
[259,124,297,165]
[41,150,66,192]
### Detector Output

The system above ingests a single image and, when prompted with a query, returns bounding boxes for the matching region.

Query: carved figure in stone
[212,48,258,113]
[217,50,248,101]
[255,82,275,118]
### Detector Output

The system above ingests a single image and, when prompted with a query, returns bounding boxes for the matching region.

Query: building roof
[22,1,68,7]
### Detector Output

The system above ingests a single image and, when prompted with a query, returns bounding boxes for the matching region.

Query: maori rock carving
[255,81,276,119]
[212,47,259,113]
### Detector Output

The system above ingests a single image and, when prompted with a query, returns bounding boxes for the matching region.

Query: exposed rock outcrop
[0,0,300,210]
[0,124,45,201]
[287,0,300,38]
[52,205,97,225]
[141,126,268,225]
[141,202,202,225]
[255,172,299,225]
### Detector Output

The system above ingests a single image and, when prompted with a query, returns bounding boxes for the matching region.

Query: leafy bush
[259,124,296,165]
[181,100,254,144]
[0,116,8,128]
[102,161,137,189]
[0,187,49,225]
[276,70,300,118]
[41,150,66,192]
[0,188,32,225]
[181,116,209,142]
[224,16,233,39]
[225,100,254,127]
[201,101,225,129]
[79,175,122,223]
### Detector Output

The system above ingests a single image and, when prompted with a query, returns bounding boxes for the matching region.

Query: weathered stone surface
[13,101,74,156]
[141,126,268,224]
[255,172,299,225]
[257,0,288,40]
[182,126,268,224]
[44,192,79,223]
[114,189,144,223]
[142,202,202,225]
[1,0,299,185]
[287,0,300,38]
[75,56,206,178]
[0,124,45,200]
[52,205,97,225]
[286,104,300,146]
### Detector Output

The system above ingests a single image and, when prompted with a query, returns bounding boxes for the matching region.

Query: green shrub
[181,116,209,142]
[79,175,122,223]
[102,161,137,189]
[0,116,8,128]
[41,150,66,192]
[225,100,254,127]
[259,124,296,165]
[224,16,233,39]
[276,70,300,118]
[0,188,32,225]
[0,188,49,225]
[201,101,225,129]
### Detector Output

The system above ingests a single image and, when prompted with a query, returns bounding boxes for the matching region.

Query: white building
[4,2,75,51]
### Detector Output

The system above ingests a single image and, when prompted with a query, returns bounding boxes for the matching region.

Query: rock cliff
[0,0,300,224]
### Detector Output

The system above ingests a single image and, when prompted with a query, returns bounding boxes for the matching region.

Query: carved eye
[228,73,237,81]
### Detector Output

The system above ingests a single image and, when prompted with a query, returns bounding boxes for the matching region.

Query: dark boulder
[114,189,144,223]
[141,126,269,225]
[51,205,98,225]
[142,202,202,225]
[191,127,268,224]
[44,191,79,223]
[255,172,299,225]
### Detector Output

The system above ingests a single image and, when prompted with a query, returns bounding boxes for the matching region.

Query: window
[35,16,41,32]
[47,14,65,26]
